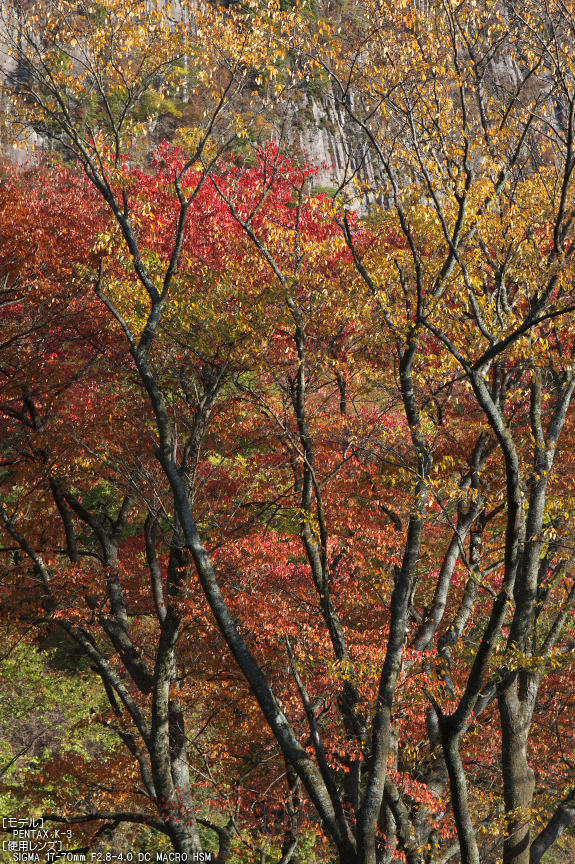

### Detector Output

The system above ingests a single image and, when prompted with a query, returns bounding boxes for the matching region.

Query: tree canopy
[2,1,575,864]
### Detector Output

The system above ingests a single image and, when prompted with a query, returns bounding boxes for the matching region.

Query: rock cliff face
[293,91,340,182]
[0,0,542,204]
[291,88,378,202]
[0,16,42,162]
[146,82,381,209]
[0,5,378,197]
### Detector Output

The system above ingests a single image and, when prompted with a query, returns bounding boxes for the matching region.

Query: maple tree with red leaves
[3,1,575,864]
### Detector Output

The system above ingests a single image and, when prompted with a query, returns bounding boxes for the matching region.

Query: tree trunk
[440,726,479,864]
[499,683,536,864]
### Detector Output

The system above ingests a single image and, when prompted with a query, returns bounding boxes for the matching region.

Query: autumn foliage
[2,1,575,863]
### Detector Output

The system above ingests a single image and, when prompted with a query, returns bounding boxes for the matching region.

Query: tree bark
[498,685,536,864]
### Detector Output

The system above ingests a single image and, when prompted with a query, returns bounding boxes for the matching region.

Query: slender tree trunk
[440,725,479,864]
[499,684,536,864]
